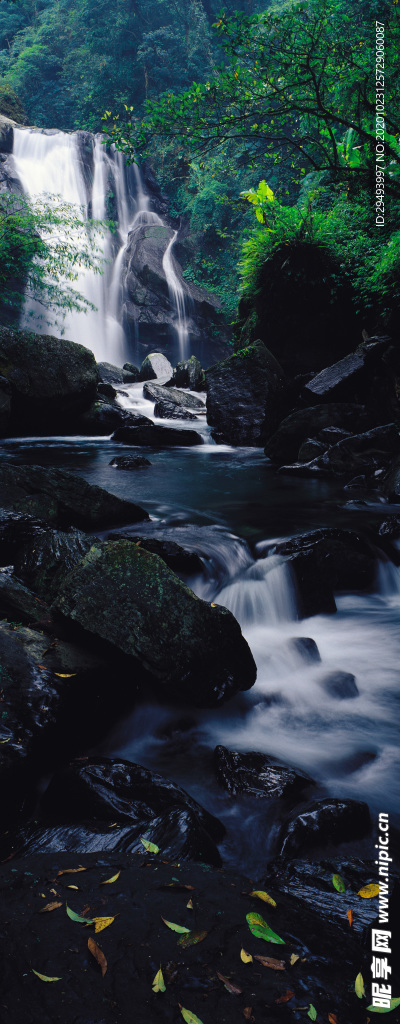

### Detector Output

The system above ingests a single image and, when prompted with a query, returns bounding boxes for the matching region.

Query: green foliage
[0,79,26,122]
[0,190,108,326]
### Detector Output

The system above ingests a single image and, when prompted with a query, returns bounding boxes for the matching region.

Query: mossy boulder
[206,339,287,446]
[0,87,26,127]
[54,540,257,707]
[0,326,98,435]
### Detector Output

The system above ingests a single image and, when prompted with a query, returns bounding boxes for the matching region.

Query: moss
[0,82,27,124]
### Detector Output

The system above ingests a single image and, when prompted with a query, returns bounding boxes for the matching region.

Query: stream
[2,383,400,876]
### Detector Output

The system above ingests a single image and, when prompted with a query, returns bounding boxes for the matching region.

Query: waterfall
[11,127,191,364]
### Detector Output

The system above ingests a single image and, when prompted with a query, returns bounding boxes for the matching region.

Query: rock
[316,424,400,477]
[138,351,173,381]
[279,798,371,858]
[14,528,95,603]
[319,426,353,444]
[265,404,371,463]
[171,355,205,391]
[206,340,287,446]
[110,455,151,469]
[154,400,198,420]
[383,456,400,501]
[0,326,98,435]
[76,398,152,435]
[97,381,117,399]
[297,438,326,462]
[379,515,400,538]
[107,531,203,576]
[0,570,52,626]
[214,746,315,801]
[123,361,140,380]
[0,463,149,529]
[54,540,257,707]
[143,381,205,411]
[304,337,398,418]
[263,857,381,936]
[273,528,377,617]
[0,374,11,433]
[97,361,138,385]
[0,509,47,567]
[319,671,359,699]
[0,114,15,154]
[284,637,321,664]
[40,756,224,848]
[112,424,203,446]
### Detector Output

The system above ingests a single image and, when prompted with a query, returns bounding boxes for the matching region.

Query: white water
[12,128,191,363]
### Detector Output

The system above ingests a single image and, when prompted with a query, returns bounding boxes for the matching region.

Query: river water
[2,384,400,873]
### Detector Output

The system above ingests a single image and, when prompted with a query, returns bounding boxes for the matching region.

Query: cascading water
[11,127,191,363]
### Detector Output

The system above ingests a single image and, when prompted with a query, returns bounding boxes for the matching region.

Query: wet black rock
[265,403,370,463]
[279,797,371,858]
[97,380,117,399]
[318,670,359,699]
[0,326,98,435]
[112,424,203,446]
[297,438,326,462]
[383,456,400,502]
[0,569,52,626]
[97,361,139,385]
[379,515,400,538]
[154,399,198,420]
[75,398,148,435]
[272,528,377,617]
[304,337,399,419]
[123,361,140,379]
[14,528,95,603]
[107,531,203,576]
[284,637,321,664]
[0,463,149,529]
[0,374,11,433]
[0,509,47,567]
[143,381,205,411]
[319,425,353,444]
[316,424,400,477]
[206,340,287,446]
[214,745,315,801]
[54,540,257,707]
[109,455,152,469]
[170,355,205,390]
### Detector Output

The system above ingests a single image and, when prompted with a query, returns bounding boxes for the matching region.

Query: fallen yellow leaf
[357,884,379,899]
[88,936,107,977]
[92,916,115,933]
[250,890,277,907]
[240,948,253,964]
[39,902,62,913]
[101,871,121,884]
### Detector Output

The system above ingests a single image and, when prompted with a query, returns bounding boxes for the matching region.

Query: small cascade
[215,554,298,629]
[162,230,189,360]
[11,127,192,364]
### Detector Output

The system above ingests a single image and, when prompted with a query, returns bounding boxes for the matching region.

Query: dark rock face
[214,746,315,801]
[75,397,149,434]
[314,424,400,477]
[14,528,94,603]
[97,361,138,385]
[319,671,359,699]
[107,531,203,576]
[110,455,151,469]
[383,456,400,501]
[0,509,46,566]
[171,355,205,390]
[0,463,149,528]
[112,424,203,446]
[284,637,321,664]
[0,374,11,433]
[0,326,98,435]
[54,540,257,707]
[123,361,140,380]
[279,798,371,858]
[0,569,52,626]
[154,399,198,420]
[138,351,173,381]
[265,404,371,463]
[304,337,399,419]
[297,438,326,462]
[206,340,286,446]
[273,529,377,618]
[143,381,205,411]
[379,515,400,538]
[0,113,14,153]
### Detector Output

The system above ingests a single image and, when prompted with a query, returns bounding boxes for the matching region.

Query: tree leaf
[66,905,94,924]
[246,912,285,944]
[140,837,160,854]
[152,967,166,993]
[57,866,86,876]
[54,672,77,677]
[308,1006,317,1021]
[332,874,346,893]
[347,909,354,927]
[161,916,190,934]
[366,997,400,1013]
[355,973,365,999]
[254,954,285,970]
[276,990,295,1003]
[187,898,194,910]
[240,948,253,963]
[250,890,277,907]
[328,1014,339,1023]
[39,901,62,913]
[102,871,121,884]
[217,972,243,994]
[243,1010,253,1021]
[177,929,208,948]
[32,969,62,982]
[88,936,107,977]
[290,954,300,966]
[93,916,115,933]
[358,884,380,898]
[179,1006,204,1024]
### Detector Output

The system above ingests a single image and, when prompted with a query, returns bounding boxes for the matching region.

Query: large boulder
[304,337,399,419]
[206,340,287,446]
[279,798,371,858]
[0,113,14,153]
[0,326,98,435]
[272,528,377,617]
[0,463,149,529]
[107,531,203,576]
[214,746,315,801]
[154,400,198,420]
[0,375,11,433]
[54,540,257,707]
[75,398,151,435]
[170,355,205,391]
[97,361,139,385]
[264,403,372,463]
[138,351,173,381]
[13,528,95,603]
[143,381,205,411]
[112,424,203,446]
